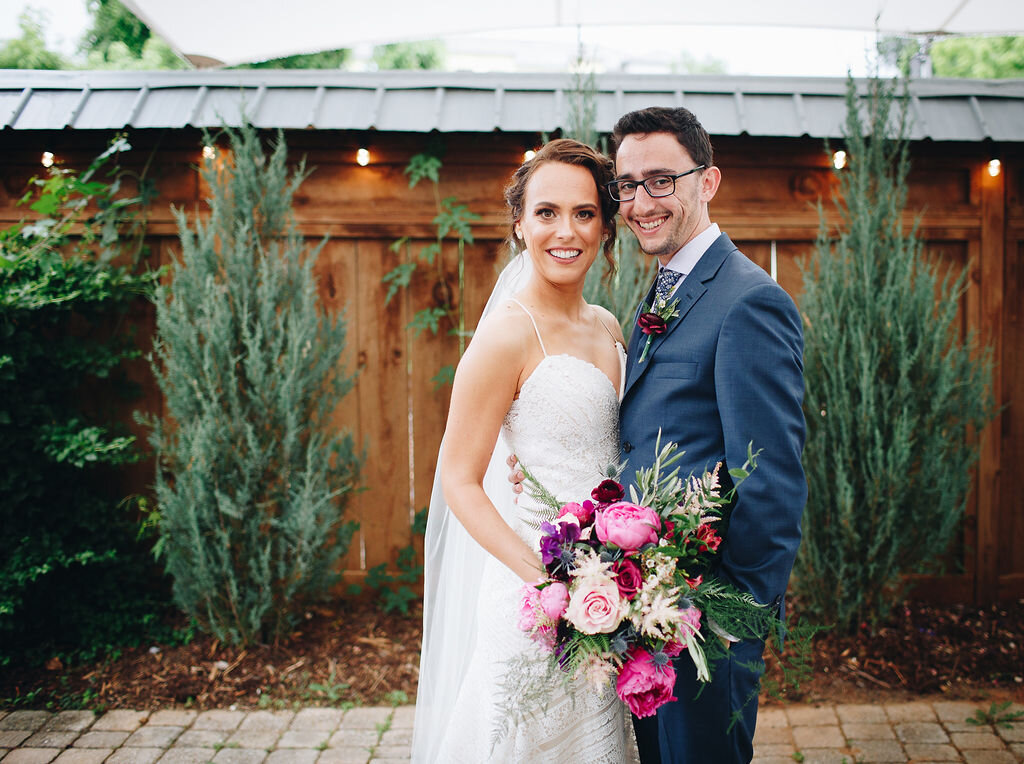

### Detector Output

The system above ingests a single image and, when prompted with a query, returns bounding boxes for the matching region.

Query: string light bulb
[41,151,54,168]
[523,149,537,162]
[356,148,370,166]
[202,145,216,160]
[832,150,847,170]
[987,159,1001,177]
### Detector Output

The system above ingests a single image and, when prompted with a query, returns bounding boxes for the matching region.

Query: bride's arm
[441,309,545,584]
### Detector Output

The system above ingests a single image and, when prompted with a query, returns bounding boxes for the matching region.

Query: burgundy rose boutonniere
[636,296,680,363]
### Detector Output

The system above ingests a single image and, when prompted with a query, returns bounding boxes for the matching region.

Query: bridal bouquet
[515,434,779,719]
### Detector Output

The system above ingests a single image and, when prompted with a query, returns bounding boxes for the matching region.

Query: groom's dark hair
[611,107,714,170]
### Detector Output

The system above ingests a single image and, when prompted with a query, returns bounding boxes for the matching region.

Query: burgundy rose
[637,312,667,336]
[592,479,624,504]
[612,558,643,600]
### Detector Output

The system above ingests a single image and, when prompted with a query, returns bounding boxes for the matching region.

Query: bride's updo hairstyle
[504,138,618,273]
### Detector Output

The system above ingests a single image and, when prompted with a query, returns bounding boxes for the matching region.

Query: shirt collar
[661,223,721,277]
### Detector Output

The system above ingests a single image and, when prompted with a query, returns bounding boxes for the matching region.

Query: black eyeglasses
[605,165,707,202]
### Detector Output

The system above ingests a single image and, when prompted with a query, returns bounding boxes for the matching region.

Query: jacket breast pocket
[651,361,698,380]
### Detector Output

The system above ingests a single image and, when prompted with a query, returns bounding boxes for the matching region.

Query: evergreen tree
[0,11,67,69]
[146,124,360,646]
[793,76,996,631]
[931,35,1024,79]
[79,0,185,70]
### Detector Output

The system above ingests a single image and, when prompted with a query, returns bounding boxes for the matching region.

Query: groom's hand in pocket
[506,454,524,503]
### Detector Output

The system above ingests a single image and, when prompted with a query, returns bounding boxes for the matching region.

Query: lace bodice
[501,352,623,537]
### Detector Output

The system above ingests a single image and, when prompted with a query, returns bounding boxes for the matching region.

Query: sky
[0,0,881,76]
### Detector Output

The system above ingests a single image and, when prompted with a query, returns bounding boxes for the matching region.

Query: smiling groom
[611,107,806,764]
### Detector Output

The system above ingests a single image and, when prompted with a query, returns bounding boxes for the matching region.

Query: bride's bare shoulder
[468,299,536,354]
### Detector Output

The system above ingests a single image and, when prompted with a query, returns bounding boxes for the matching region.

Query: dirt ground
[2,597,1022,712]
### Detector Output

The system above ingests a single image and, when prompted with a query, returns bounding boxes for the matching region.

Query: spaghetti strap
[596,316,618,344]
[509,298,547,357]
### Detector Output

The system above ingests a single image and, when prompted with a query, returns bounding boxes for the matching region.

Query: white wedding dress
[412,254,637,763]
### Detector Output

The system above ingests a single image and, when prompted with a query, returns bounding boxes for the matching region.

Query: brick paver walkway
[0,702,1021,763]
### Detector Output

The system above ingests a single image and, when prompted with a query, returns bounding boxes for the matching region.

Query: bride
[411,139,635,762]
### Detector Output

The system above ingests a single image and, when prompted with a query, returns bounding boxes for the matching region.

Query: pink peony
[517,584,540,632]
[558,500,596,524]
[565,577,624,634]
[616,647,678,718]
[539,582,569,621]
[594,502,661,551]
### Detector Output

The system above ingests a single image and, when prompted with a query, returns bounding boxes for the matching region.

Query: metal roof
[2,69,1023,142]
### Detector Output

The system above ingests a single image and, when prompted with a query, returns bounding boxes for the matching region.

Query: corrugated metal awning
[2,70,1022,142]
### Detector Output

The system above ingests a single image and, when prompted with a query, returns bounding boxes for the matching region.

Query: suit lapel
[623,233,736,397]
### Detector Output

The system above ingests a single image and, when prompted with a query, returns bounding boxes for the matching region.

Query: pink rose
[594,502,661,551]
[558,500,595,524]
[616,647,677,718]
[565,578,624,634]
[611,558,643,600]
[539,582,569,621]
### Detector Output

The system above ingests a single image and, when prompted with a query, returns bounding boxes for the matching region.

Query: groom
[514,106,806,763]
[613,107,806,763]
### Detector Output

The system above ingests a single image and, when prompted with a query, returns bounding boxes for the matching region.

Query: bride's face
[515,161,604,286]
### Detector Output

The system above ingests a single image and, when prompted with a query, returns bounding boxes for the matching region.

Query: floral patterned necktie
[654,268,683,303]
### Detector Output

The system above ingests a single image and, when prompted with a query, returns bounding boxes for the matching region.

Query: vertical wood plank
[408,238,456,536]
[353,238,411,573]
[313,238,364,575]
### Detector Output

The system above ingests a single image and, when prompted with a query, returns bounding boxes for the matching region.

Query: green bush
[793,76,997,631]
[0,136,168,667]
[144,124,361,646]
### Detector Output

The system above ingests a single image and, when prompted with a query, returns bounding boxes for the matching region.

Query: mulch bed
[2,597,1022,711]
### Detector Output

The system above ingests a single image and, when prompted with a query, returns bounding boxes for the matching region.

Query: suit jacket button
[623,441,633,453]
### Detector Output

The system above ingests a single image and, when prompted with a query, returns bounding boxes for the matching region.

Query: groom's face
[614,131,718,264]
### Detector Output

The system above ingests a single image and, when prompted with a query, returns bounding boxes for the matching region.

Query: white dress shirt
[658,223,722,298]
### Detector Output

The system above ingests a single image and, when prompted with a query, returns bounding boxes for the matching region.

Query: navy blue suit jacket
[620,232,806,613]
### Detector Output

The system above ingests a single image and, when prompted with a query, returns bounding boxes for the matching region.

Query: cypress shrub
[793,76,996,631]
[145,124,360,646]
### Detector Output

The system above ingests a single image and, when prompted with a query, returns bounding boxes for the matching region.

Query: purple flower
[539,520,581,566]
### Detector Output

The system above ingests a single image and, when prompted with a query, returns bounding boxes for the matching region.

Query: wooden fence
[2,128,1020,603]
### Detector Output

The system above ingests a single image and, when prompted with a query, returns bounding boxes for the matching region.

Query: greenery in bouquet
[506,434,778,728]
